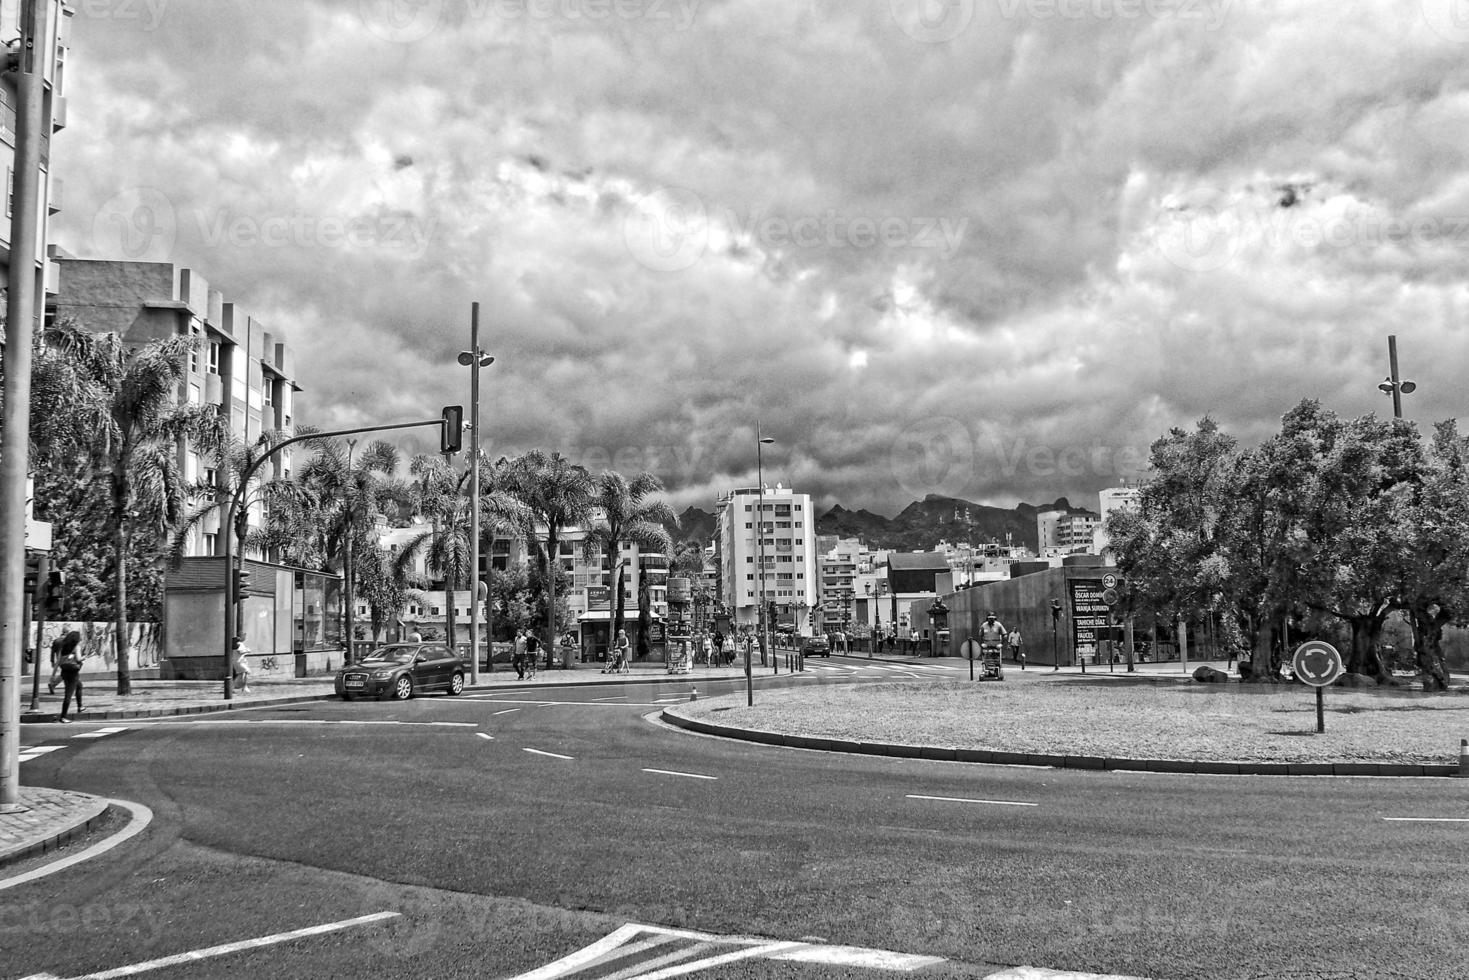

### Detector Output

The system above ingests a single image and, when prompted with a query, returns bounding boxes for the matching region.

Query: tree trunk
[1412,603,1451,692]
[545,529,558,670]
[1238,608,1277,684]
[1345,614,1387,680]
[609,544,624,642]
[113,473,132,696]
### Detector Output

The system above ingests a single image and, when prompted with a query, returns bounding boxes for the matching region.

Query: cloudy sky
[54,0,1469,516]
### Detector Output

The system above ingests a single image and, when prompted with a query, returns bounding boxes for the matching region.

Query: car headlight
[371,670,393,679]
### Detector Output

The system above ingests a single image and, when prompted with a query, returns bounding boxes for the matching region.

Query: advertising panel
[1069,579,1109,656]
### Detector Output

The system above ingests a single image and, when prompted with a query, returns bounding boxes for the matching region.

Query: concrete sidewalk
[18,659,766,723]
[0,787,112,870]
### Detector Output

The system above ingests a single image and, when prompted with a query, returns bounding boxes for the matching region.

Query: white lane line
[524,748,575,760]
[773,945,946,970]
[140,719,476,728]
[632,941,807,980]
[1383,817,1469,823]
[508,923,646,980]
[475,732,495,741]
[494,708,522,715]
[643,768,718,781]
[70,727,129,739]
[595,941,717,980]
[907,794,1038,808]
[3,799,153,893]
[981,968,1152,979]
[592,696,628,701]
[17,911,399,979]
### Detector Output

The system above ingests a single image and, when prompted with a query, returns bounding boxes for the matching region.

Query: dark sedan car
[801,635,831,658]
[335,643,467,701]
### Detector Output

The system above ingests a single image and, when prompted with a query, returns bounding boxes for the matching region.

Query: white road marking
[494,708,521,715]
[643,768,718,781]
[142,719,476,729]
[70,727,129,739]
[475,732,495,741]
[592,696,628,701]
[18,746,64,762]
[2,799,153,893]
[15,911,399,979]
[907,794,1038,808]
[524,748,575,760]
[505,922,944,980]
[1383,817,1469,822]
[981,968,1153,979]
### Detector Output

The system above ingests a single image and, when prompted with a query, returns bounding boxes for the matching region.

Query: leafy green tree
[294,439,406,658]
[504,450,594,661]
[581,471,675,650]
[170,428,314,565]
[1392,421,1469,691]
[30,322,224,693]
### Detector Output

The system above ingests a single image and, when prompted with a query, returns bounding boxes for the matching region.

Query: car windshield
[360,647,416,665]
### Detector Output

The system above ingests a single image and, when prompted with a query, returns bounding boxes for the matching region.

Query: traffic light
[23,555,41,594]
[1050,598,1063,622]
[768,600,778,625]
[441,405,464,454]
[44,569,64,616]
[233,565,252,595]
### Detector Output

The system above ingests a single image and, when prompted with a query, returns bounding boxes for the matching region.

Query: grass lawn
[670,675,1469,765]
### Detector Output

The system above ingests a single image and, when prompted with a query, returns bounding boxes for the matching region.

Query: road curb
[0,795,112,870]
[658,710,1461,777]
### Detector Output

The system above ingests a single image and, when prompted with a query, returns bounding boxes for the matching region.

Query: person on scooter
[978,612,1008,647]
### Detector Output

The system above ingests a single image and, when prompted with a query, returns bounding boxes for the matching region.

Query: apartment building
[0,0,72,320]
[1036,508,1100,555]
[50,258,301,558]
[716,483,817,633]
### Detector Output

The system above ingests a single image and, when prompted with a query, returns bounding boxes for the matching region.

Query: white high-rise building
[716,484,817,633]
[1094,485,1142,557]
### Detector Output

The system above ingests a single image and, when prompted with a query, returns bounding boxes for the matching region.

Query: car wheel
[447,672,465,696]
[392,675,413,701]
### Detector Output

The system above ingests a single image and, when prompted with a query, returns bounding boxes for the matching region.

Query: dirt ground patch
[670,676,1469,765]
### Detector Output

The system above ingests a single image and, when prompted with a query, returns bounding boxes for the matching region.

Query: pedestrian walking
[56,630,83,723]
[513,629,528,680]
[607,628,631,673]
[232,636,252,693]
[46,635,63,694]
[561,630,577,667]
[1009,628,1024,664]
[525,631,541,675]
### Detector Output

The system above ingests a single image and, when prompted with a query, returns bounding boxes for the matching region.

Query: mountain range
[668,495,1097,553]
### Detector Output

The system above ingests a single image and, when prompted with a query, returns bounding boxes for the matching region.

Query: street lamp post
[1051,598,1062,671]
[458,303,494,684]
[1377,335,1417,420]
[751,426,774,707]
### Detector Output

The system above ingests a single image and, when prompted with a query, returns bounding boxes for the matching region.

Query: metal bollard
[1460,738,1468,777]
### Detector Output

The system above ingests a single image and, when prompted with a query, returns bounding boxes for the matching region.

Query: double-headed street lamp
[751,426,774,707]
[458,302,495,685]
[1377,334,1417,420]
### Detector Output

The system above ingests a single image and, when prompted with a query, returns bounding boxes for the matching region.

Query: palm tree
[582,471,676,650]
[295,439,405,658]
[504,450,594,664]
[169,427,312,566]
[33,322,225,694]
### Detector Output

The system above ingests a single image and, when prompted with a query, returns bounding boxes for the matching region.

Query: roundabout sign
[1291,640,1344,733]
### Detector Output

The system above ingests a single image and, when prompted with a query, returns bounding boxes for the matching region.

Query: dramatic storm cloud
[53,0,1469,515]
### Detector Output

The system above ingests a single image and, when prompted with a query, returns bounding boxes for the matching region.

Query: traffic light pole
[221,417,452,699]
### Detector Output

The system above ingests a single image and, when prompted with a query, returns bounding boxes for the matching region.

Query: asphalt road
[6,658,1469,980]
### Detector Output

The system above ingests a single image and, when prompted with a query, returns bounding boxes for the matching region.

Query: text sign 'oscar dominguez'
[1068,579,1110,656]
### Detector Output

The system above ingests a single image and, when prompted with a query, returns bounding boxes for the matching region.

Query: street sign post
[960,638,981,681]
[1292,640,1344,733]
[1101,573,1118,590]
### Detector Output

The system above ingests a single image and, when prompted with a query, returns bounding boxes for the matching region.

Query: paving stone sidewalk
[0,786,112,869]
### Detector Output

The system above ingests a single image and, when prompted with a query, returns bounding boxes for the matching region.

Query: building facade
[0,0,71,323]
[716,484,817,634]
[50,258,301,559]
[1036,508,1100,555]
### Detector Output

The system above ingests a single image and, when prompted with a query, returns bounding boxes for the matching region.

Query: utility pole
[460,303,494,685]
[1,0,51,809]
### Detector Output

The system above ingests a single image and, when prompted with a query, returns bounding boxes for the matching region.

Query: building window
[208,341,221,375]
[189,325,202,372]
[203,467,218,487]
[263,379,274,406]
[431,607,441,616]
